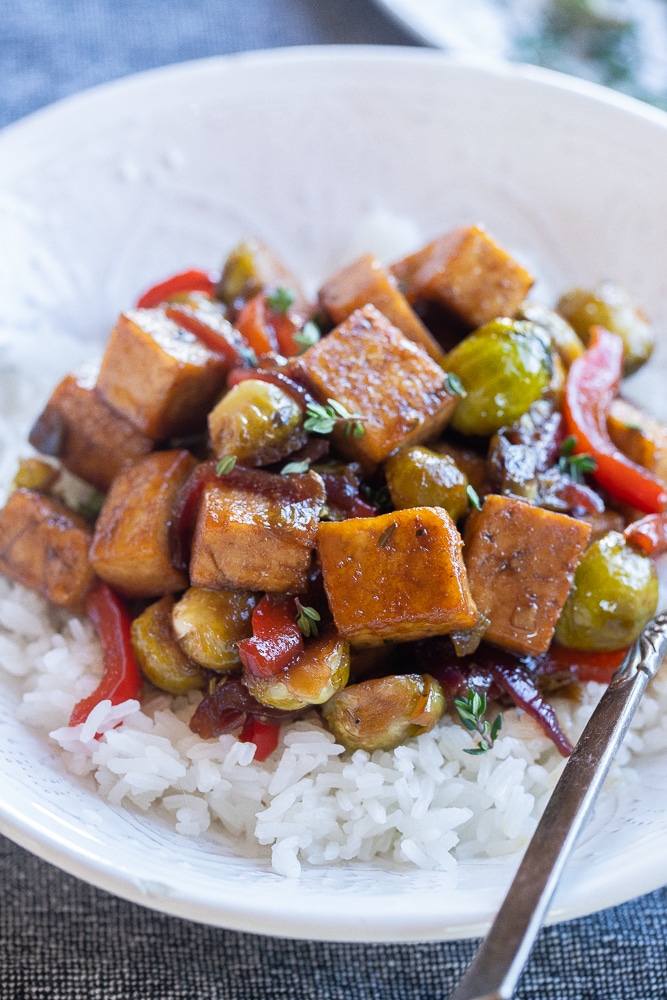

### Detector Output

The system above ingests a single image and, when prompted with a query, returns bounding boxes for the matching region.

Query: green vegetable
[555,530,658,651]
[266,286,296,314]
[215,455,237,475]
[558,435,597,483]
[244,627,349,711]
[130,595,205,695]
[384,445,469,521]
[454,689,502,755]
[445,319,553,436]
[208,379,307,466]
[304,398,365,437]
[292,321,321,352]
[320,674,445,752]
[171,587,257,672]
[295,600,321,638]
[556,280,654,375]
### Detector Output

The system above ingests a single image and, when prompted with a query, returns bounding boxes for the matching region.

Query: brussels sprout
[384,446,469,521]
[131,595,205,694]
[556,281,654,375]
[172,587,257,672]
[518,301,585,368]
[445,319,553,436]
[321,673,445,752]
[555,531,658,651]
[244,626,350,711]
[208,379,307,466]
[11,458,60,493]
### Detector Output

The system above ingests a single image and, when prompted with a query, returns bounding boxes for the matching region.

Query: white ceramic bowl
[2,46,667,942]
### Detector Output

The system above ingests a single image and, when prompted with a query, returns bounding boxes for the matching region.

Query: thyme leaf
[558,435,597,483]
[295,599,320,638]
[454,689,503,754]
[216,455,237,475]
[266,286,296,314]
[466,484,483,511]
[304,398,366,438]
[292,321,321,353]
[281,459,311,475]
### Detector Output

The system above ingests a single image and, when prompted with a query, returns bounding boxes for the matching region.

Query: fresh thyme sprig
[281,459,311,475]
[304,398,366,438]
[292,321,321,353]
[295,599,320,638]
[454,689,503,755]
[558,435,597,483]
[466,484,483,511]
[266,286,296,314]
[216,455,237,475]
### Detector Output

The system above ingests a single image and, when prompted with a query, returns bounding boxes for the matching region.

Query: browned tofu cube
[0,488,94,607]
[295,305,457,469]
[189,468,326,593]
[318,254,444,361]
[391,225,534,329]
[463,494,591,656]
[28,360,154,492]
[89,449,196,598]
[96,309,229,439]
[607,397,667,485]
[317,507,478,646]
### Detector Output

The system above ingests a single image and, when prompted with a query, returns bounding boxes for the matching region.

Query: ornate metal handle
[449,612,667,1000]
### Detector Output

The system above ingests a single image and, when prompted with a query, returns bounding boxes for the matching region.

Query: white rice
[3,568,667,877]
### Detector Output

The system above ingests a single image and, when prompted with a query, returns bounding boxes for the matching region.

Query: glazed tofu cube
[96,309,229,439]
[317,507,478,646]
[463,494,591,656]
[189,468,326,593]
[295,305,457,469]
[391,225,534,329]
[28,360,154,492]
[318,253,444,361]
[0,488,94,607]
[89,449,197,598]
[607,398,667,485]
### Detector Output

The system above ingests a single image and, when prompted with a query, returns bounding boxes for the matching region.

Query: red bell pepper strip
[136,269,217,308]
[624,513,667,556]
[165,303,249,367]
[531,642,628,687]
[69,581,142,726]
[238,595,304,678]
[239,716,281,761]
[563,326,667,514]
[234,292,308,358]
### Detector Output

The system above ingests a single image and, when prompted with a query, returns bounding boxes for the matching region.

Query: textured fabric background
[2,2,667,997]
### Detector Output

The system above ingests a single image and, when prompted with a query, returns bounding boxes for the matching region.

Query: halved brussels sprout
[556,281,654,375]
[208,378,307,466]
[172,587,257,672]
[131,595,205,694]
[518,301,585,368]
[555,531,658,651]
[321,673,445,752]
[244,626,350,711]
[445,319,553,436]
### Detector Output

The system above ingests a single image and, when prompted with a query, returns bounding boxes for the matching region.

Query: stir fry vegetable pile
[2,224,665,761]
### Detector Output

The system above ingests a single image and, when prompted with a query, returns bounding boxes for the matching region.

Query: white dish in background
[2,46,667,942]
[374,0,667,105]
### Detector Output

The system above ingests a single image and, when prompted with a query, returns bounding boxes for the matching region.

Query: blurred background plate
[373,0,667,106]
[2,46,667,943]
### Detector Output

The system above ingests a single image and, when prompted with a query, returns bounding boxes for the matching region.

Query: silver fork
[448,611,667,1000]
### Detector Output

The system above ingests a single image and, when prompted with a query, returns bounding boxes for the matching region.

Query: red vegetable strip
[69,581,142,726]
[234,294,278,355]
[490,659,573,756]
[624,513,667,556]
[239,717,281,760]
[136,269,216,309]
[238,595,304,678]
[165,303,248,367]
[564,326,667,514]
[530,642,628,687]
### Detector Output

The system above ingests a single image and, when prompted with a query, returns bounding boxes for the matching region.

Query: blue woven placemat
[2,2,667,997]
